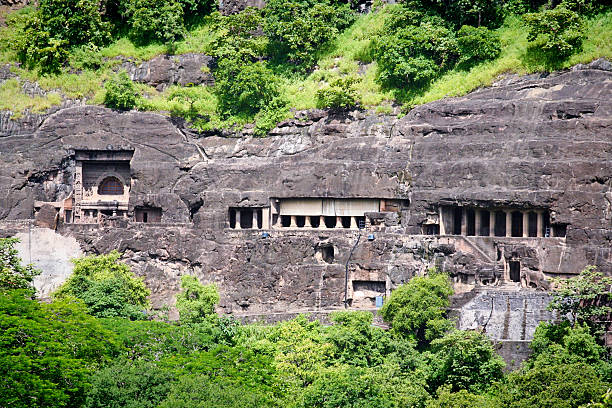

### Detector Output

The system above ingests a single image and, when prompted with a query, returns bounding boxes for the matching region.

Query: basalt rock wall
[0,65,611,337]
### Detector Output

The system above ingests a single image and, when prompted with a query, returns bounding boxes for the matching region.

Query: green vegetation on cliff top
[0,0,610,133]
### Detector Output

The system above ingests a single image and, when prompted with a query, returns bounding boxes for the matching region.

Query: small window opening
[480,210,490,236]
[509,261,520,282]
[281,215,291,227]
[324,216,337,228]
[296,216,306,228]
[320,245,334,263]
[552,224,567,238]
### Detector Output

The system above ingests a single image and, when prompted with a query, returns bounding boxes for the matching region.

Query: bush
[54,251,150,319]
[523,6,585,61]
[379,271,453,346]
[176,275,219,324]
[373,19,459,88]
[264,0,356,68]
[215,59,281,117]
[104,71,137,110]
[0,238,41,296]
[210,8,267,62]
[121,0,185,44]
[457,25,501,65]
[316,76,361,110]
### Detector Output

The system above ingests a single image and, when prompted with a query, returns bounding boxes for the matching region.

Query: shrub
[379,271,453,346]
[315,76,361,110]
[373,20,459,88]
[264,0,356,68]
[457,25,501,65]
[54,251,150,319]
[210,8,267,62]
[0,238,41,296]
[176,275,219,324]
[121,0,185,44]
[253,95,290,137]
[523,6,585,61]
[215,59,281,117]
[104,71,137,110]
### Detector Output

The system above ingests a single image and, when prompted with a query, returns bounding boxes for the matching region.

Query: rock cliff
[0,63,610,348]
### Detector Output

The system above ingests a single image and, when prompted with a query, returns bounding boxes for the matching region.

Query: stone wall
[0,64,611,346]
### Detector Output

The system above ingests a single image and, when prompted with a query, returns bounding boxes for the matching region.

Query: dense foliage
[0,237,40,296]
[54,251,150,319]
[104,71,137,110]
[1,261,611,407]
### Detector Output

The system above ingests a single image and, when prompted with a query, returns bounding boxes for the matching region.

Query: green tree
[523,6,585,62]
[85,360,175,408]
[548,266,612,337]
[54,251,150,319]
[264,0,355,68]
[426,387,499,408]
[425,329,505,393]
[0,291,117,408]
[176,275,219,324]
[379,271,454,346]
[0,238,40,297]
[104,71,137,110]
[121,0,185,45]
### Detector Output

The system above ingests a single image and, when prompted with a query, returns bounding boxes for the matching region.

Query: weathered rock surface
[117,53,215,90]
[0,65,611,349]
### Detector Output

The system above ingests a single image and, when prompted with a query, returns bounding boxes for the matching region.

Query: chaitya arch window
[98,176,124,195]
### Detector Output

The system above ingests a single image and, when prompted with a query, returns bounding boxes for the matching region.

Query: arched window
[98,177,124,195]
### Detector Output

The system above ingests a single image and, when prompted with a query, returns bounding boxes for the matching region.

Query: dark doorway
[466,209,475,236]
[324,216,337,228]
[453,207,462,235]
[509,261,520,282]
[494,211,506,236]
[528,212,538,237]
[480,210,490,236]
[320,245,334,263]
[341,216,351,228]
[511,211,523,237]
[281,215,291,227]
[310,216,320,228]
[229,209,236,228]
[552,224,567,238]
[240,209,253,229]
[296,216,306,228]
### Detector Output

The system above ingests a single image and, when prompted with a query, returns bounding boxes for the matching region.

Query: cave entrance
[511,211,523,237]
[494,211,506,236]
[509,261,521,283]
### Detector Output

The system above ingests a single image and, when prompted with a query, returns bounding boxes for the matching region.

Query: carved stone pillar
[474,209,481,236]
[537,211,543,238]
[262,208,270,229]
[461,208,467,236]
[439,207,446,235]
[305,216,312,228]
[235,209,241,229]
[253,210,258,229]
[337,216,342,228]
[522,211,528,237]
[505,211,512,237]
[350,216,358,229]
[290,215,297,228]
[320,216,325,229]
[490,211,496,236]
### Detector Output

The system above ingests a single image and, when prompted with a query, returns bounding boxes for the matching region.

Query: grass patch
[0,78,62,118]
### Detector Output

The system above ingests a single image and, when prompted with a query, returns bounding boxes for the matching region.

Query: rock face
[118,54,215,91]
[0,65,611,349]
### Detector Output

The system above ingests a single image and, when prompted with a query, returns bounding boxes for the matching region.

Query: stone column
[290,215,297,228]
[74,162,83,222]
[350,216,358,229]
[320,216,325,229]
[253,210,259,229]
[337,216,342,228]
[537,211,543,237]
[490,211,496,236]
[262,208,270,229]
[461,208,467,236]
[235,209,241,229]
[505,211,512,237]
[112,210,117,216]
[305,216,312,228]
[475,209,481,236]
[439,207,446,235]
[522,211,528,237]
